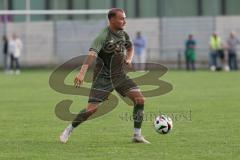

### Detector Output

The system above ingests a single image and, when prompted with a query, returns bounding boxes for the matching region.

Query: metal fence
[1,16,240,68]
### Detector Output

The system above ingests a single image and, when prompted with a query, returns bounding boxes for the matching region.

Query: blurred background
[0,0,240,69]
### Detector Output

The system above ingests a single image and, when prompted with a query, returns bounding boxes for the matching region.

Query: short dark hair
[107,8,124,20]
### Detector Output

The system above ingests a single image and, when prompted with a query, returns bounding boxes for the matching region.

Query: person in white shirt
[227,31,239,70]
[9,33,23,74]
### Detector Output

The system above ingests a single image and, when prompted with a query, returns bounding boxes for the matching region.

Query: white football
[154,115,173,134]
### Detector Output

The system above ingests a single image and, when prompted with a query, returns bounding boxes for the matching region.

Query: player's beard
[117,23,125,30]
[118,25,124,30]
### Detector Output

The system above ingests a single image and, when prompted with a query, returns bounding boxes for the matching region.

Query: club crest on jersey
[103,39,131,54]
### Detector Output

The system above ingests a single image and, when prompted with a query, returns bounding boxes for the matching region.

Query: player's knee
[87,104,98,114]
[134,96,145,105]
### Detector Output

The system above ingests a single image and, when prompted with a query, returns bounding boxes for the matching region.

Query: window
[139,0,157,17]
[226,0,240,15]
[202,0,221,16]
[163,0,198,17]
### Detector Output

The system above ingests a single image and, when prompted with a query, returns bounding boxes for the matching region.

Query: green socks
[133,104,144,129]
[72,108,94,128]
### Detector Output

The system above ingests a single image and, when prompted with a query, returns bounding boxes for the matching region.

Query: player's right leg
[9,54,14,74]
[60,103,98,143]
[125,89,150,144]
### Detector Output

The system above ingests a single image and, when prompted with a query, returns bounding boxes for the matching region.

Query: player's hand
[125,59,132,65]
[74,74,84,88]
[124,59,134,71]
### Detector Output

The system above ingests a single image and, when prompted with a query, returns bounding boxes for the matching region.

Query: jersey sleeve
[89,30,107,54]
[124,32,133,49]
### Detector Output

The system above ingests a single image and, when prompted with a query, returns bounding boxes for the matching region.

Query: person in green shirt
[185,34,196,70]
[60,8,150,144]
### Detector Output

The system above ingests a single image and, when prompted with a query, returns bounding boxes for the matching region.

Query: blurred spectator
[185,34,196,70]
[9,33,23,75]
[133,31,147,70]
[2,35,9,72]
[209,32,226,71]
[0,15,12,23]
[227,31,239,70]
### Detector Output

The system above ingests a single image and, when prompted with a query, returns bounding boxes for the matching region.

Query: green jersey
[89,27,132,78]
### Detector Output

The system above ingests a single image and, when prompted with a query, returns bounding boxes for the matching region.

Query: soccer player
[60,8,150,144]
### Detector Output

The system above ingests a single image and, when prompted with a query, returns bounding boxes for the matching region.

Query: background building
[0,0,240,68]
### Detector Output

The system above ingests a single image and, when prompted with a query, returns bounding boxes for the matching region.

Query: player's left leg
[60,77,113,144]
[125,89,150,144]
[15,57,21,74]
[60,103,98,143]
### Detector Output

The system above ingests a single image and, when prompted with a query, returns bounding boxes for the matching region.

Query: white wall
[0,16,240,68]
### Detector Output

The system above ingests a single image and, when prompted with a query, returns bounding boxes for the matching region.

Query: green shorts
[88,74,138,103]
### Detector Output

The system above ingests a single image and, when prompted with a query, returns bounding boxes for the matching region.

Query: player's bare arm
[74,51,96,88]
[125,47,134,64]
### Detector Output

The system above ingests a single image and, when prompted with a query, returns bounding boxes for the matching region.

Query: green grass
[0,69,240,160]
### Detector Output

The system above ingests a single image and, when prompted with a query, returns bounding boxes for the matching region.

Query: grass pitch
[0,69,239,160]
